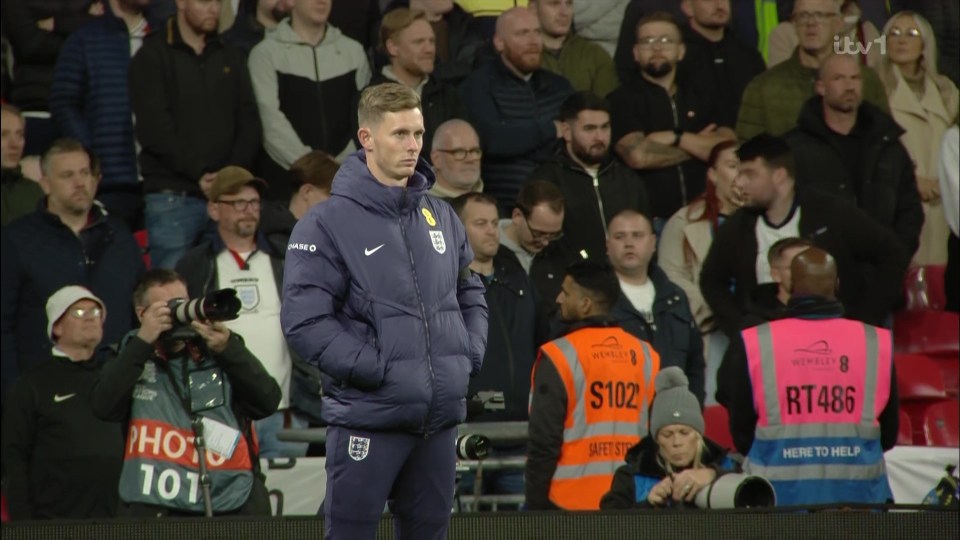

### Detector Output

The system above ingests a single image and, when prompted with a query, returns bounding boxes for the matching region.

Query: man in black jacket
[1,139,144,403]
[130,0,261,269]
[606,209,705,405]
[700,134,910,339]
[366,8,466,161]
[529,91,649,262]
[786,54,923,258]
[221,0,293,56]
[91,269,280,517]
[2,286,124,520]
[175,166,321,458]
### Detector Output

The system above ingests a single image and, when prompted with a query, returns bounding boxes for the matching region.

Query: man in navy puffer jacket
[281,83,488,540]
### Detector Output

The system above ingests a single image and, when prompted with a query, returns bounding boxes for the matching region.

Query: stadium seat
[894,354,948,400]
[703,405,734,451]
[897,410,913,446]
[931,356,960,398]
[922,400,960,447]
[133,229,151,269]
[893,310,960,356]
[903,265,947,311]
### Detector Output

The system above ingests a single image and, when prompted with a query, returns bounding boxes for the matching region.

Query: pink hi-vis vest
[741,317,894,506]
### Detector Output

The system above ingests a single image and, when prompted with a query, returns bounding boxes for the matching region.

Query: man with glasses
[174,166,311,458]
[736,0,889,141]
[610,11,735,224]
[2,286,124,520]
[499,179,580,306]
[91,269,280,516]
[428,119,485,200]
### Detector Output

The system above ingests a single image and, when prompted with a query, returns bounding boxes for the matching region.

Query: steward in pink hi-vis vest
[741,318,894,506]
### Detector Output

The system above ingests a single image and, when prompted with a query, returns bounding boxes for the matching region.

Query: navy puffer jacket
[281,151,488,434]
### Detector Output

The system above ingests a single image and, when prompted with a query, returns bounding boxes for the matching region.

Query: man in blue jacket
[281,83,488,540]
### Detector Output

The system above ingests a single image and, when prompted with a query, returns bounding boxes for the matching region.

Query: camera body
[162,289,242,341]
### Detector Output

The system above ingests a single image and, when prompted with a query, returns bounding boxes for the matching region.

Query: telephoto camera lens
[168,288,242,325]
[456,433,491,460]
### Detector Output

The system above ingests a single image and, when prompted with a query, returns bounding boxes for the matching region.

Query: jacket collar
[553,145,617,176]
[887,67,954,126]
[270,18,342,47]
[40,199,109,231]
[207,227,278,258]
[786,295,845,319]
[331,150,434,217]
[797,95,905,141]
[556,315,617,337]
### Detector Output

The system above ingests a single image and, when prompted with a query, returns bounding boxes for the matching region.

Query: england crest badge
[348,435,370,461]
[429,230,446,254]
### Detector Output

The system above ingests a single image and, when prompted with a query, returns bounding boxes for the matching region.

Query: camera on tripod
[162,289,243,341]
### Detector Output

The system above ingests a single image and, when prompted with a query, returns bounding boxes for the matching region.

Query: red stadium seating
[133,229,151,269]
[893,310,960,356]
[922,400,960,447]
[894,354,949,444]
[904,265,948,311]
[897,410,913,446]
[704,405,734,451]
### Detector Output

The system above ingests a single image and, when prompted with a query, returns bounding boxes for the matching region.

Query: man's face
[564,109,611,166]
[512,203,563,254]
[495,9,543,74]
[0,110,25,169]
[734,158,777,210]
[556,275,588,322]
[770,245,809,296]
[534,0,573,40]
[360,109,425,184]
[682,0,731,29]
[431,125,482,191]
[633,21,684,78]
[52,299,104,349]
[178,0,221,34]
[816,56,863,113]
[260,0,294,23]
[41,151,97,216]
[292,0,331,26]
[138,281,190,322]
[461,199,500,262]
[389,19,436,77]
[792,0,842,55]
[210,185,261,240]
[606,213,656,276]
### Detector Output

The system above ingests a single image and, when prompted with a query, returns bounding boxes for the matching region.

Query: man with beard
[529,91,649,262]
[678,0,766,127]
[459,7,573,213]
[130,0,262,270]
[428,119,484,200]
[606,209,704,405]
[50,0,160,231]
[1,139,144,403]
[609,11,735,225]
[531,0,619,98]
[786,54,923,258]
[699,134,909,340]
[526,259,660,510]
[223,0,294,55]
[736,0,889,141]
[366,8,466,159]
[175,166,313,458]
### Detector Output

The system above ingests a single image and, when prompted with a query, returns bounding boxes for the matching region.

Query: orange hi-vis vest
[536,326,661,510]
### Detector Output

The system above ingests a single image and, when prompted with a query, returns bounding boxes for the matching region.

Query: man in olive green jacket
[1,104,43,227]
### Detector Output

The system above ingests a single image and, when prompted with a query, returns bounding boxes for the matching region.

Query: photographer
[90,269,281,517]
[600,367,740,509]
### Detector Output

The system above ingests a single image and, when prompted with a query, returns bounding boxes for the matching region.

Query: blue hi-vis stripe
[750,436,882,467]
[770,477,893,506]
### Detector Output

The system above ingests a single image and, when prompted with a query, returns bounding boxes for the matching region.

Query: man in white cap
[0,286,124,520]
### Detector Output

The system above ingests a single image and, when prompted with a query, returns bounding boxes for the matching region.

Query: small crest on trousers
[348,435,370,461]
[430,230,446,254]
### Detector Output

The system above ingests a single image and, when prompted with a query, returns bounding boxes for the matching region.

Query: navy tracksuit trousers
[324,425,457,540]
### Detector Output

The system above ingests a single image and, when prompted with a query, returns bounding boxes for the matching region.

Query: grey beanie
[649,367,704,437]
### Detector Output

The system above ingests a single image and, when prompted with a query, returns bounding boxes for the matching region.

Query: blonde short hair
[357,83,422,128]
[379,8,428,53]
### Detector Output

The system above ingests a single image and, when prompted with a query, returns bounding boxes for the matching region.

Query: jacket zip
[310,45,328,149]
[669,96,688,206]
[397,189,437,437]
[591,173,608,240]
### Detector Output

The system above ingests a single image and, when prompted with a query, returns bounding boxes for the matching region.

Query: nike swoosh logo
[54,393,76,403]
[364,244,385,256]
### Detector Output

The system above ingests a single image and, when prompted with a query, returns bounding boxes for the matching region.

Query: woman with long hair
[600,368,740,509]
[879,10,959,265]
[658,140,740,404]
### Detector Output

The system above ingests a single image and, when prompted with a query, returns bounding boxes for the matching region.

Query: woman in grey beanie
[600,367,741,509]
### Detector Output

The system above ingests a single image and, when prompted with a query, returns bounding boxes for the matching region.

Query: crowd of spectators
[0,0,957,522]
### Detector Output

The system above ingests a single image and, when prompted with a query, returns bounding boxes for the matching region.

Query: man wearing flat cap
[1,286,124,520]
[175,165,320,458]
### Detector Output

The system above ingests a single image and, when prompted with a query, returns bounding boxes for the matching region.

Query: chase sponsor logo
[288,243,317,253]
